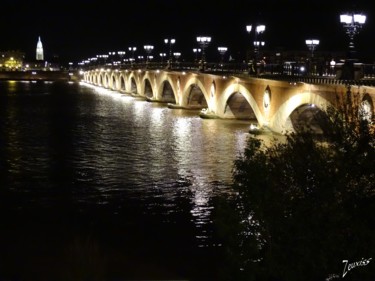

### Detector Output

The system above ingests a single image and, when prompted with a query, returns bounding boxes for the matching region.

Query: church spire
[36,36,44,61]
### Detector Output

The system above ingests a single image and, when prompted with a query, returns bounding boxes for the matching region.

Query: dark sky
[1,0,374,64]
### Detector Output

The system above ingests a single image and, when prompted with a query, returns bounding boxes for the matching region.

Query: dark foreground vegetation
[214,85,375,281]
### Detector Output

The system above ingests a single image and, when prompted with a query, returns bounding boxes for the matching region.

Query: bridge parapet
[82,61,375,86]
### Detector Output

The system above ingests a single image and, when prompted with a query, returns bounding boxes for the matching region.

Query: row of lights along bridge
[78,11,367,76]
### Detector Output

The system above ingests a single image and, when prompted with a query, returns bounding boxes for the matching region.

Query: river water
[0,80,269,280]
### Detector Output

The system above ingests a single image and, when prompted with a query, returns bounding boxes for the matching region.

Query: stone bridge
[82,68,375,134]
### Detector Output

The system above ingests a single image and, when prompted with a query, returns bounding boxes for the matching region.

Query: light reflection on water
[78,83,252,243]
[0,80,280,279]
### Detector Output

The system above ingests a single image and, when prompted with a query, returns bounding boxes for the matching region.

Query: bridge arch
[270,92,332,134]
[217,84,263,123]
[182,77,209,108]
[128,74,139,95]
[110,73,117,90]
[119,74,126,92]
[103,73,110,88]
[98,73,104,87]
[144,78,153,98]
[157,79,176,103]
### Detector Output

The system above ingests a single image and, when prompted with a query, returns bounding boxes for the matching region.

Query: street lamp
[305,39,319,58]
[217,47,227,64]
[339,11,366,79]
[144,45,154,63]
[193,48,201,62]
[196,36,211,70]
[340,12,366,53]
[128,47,137,65]
[253,41,265,52]
[160,53,166,64]
[164,38,176,64]
[246,24,266,74]
[117,51,126,65]
[173,52,181,62]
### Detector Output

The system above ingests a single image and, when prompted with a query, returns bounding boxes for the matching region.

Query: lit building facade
[0,51,25,70]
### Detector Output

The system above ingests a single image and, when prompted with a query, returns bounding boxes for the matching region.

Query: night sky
[1,0,374,64]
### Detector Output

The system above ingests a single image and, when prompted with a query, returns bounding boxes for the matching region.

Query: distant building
[36,36,44,61]
[0,50,25,70]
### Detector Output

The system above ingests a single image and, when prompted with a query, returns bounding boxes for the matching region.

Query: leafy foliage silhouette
[214,85,375,281]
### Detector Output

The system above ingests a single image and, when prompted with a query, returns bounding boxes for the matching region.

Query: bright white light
[306,39,319,46]
[340,14,353,24]
[354,14,366,24]
[256,25,266,33]
[340,13,366,24]
[197,36,211,43]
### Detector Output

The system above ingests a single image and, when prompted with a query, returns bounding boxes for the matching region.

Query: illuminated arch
[181,77,209,108]
[128,75,139,95]
[217,83,263,123]
[110,74,117,90]
[157,80,176,103]
[156,75,178,103]
[271,92,332,134]
[119,74,126,92]
[144,78,153,98]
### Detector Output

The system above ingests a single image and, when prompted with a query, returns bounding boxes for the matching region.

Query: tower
[36,36,44,61]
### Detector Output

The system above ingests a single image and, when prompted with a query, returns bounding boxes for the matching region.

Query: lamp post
[305,39,319,58]
[339,12,366,79]
[117,51,126,66]
[246,24,266,74]
[217,47,228,68]
[173,52,181,68]
[196,36,211,70]
[160,53,166,64]
[340,12,366,55]
[330,59,336,76]
[164,38,175,66]
[128,47,137,66]
[144,45,154,64]
[193,48,201,63]
[305,39,319,75]
[173,52,181,62]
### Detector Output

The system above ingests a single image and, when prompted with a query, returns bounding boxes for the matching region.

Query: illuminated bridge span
[82,69,375,134]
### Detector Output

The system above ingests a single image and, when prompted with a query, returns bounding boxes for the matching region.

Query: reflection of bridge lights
[150,107,165,128]
[173,118,190,139]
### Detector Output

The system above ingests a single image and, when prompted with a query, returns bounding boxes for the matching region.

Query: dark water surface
[0,80,253,281]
